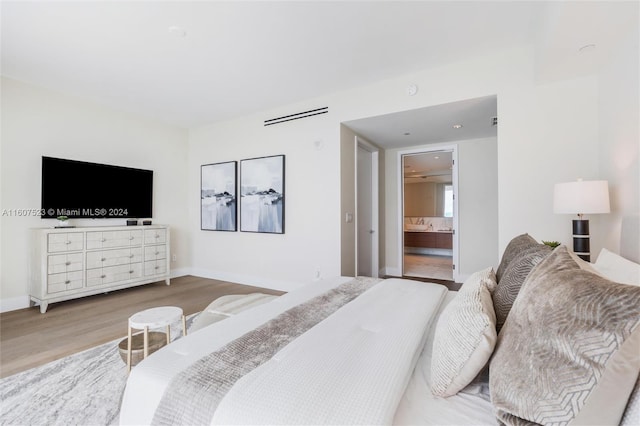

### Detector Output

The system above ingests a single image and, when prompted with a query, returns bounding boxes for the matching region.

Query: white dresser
[30,225,170,313]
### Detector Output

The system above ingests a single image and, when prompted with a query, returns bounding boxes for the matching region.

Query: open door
[356,137,379,277]
[400,146,459,282]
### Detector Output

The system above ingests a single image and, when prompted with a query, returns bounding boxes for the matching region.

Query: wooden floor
[0,276,284,378]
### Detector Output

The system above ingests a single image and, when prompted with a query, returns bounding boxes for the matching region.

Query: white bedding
[213,279,446,425]
[120,277,496,425]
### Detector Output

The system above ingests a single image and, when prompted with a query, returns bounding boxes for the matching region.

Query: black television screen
[41,156,153,219]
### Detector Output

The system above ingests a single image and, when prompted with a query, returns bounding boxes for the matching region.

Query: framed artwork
[201,161,237,231]
[240,155,285,234]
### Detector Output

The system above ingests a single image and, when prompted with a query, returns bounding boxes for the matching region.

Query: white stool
[127,306,186,372]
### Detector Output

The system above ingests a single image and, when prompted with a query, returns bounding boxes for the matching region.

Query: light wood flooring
[0,276,285,378]
[404,254,454,281]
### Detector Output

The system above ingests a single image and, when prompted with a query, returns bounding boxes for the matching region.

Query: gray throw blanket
[152,277,381,426]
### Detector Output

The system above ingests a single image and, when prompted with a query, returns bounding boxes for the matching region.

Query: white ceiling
[1,2,636,129]
[344,95,497,149]
[403,151,453,184]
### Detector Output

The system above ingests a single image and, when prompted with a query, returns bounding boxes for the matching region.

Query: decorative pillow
[496,234,539,282]
[594,247,640,286]
[430,267,497,397]
[490,246,640,426]
[493,244,551,332]
[621,374,640,426]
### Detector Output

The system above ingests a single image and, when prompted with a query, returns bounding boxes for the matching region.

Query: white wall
[0,77,189,311]
[188,106,342,290]
[597,30,640,259]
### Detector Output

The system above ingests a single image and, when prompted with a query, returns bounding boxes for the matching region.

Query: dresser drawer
[86,230,142,249]
[144,229,166,245]
[47,271,83,294]
[48,233,83,253]
[48,253,83,274]
[144,245,166,261]
[144,260,167,276]
[86,247,143,269]
[86,263,142,287]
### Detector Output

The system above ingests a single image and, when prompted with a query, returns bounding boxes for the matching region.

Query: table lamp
[553,179,610,261]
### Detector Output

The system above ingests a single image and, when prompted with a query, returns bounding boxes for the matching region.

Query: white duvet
[212,278,447,425]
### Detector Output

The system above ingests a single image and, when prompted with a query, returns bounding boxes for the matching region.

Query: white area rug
[0,316,193,426]
[0,292,278,426]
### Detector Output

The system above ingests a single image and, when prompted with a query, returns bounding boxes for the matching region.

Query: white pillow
[594,248,640,286]
[430,267,497,397]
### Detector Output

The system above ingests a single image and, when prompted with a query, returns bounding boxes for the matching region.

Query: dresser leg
[39,302,48,314]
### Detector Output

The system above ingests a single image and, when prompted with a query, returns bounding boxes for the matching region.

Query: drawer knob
[65,241,71,245]
[101,258,106,262]
[155,266,159,270]
[129,236,134,240]
[65,261,71,266]
[101,238,107,242]
[101,274,106,279]
[65,280,70,284]
[129,270,134,274]
[129,254,134,258]
[155,251,159,255]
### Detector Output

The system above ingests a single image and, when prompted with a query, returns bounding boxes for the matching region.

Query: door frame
[355,136,379,277]
[397,144,459,282]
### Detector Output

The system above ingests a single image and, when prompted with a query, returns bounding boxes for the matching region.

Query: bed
[120,235,640,426]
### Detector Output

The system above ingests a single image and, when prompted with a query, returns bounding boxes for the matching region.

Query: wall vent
[491,116,498,126]
[264,107,328,126]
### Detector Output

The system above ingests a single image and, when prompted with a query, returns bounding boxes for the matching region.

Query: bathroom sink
[405,224,428,231]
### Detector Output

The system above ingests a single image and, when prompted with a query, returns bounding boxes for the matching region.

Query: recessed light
[452,124,463,129]
[434,156,440,159]
[168,26,187,37]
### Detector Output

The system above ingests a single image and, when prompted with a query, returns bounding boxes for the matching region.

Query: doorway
[400,147,458,281]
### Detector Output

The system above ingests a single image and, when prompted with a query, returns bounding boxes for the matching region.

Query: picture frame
[201,161,237,231]
[240,155,285,234]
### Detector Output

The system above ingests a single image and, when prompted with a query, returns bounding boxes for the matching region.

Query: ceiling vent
[264,107,328,126]
[491,116,498,126]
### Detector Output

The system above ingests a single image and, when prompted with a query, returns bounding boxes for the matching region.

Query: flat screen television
[41,156,153,219]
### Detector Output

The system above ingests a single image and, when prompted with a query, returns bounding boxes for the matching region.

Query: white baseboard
[0,295,31,313]
[381,267,402,277]
[170,267,190,279]
[189,268,303,292]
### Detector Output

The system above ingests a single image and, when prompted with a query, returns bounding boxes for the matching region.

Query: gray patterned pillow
[490,246,640,426]
[496,234,539,282]
[621,374,640,426]
[493,244,551,332]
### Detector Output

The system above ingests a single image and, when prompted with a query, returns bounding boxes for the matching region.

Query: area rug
[0,315,196,426]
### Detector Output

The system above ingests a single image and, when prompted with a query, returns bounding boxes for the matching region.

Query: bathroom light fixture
[553,179,610,261]
[452,124,463,129]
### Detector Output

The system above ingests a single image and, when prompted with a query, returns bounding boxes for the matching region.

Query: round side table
[127,306,186,372]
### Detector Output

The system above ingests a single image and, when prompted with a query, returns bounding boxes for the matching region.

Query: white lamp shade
[553,180,610,215]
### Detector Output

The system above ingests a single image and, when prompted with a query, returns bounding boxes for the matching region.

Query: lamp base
[572,219,590,262]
